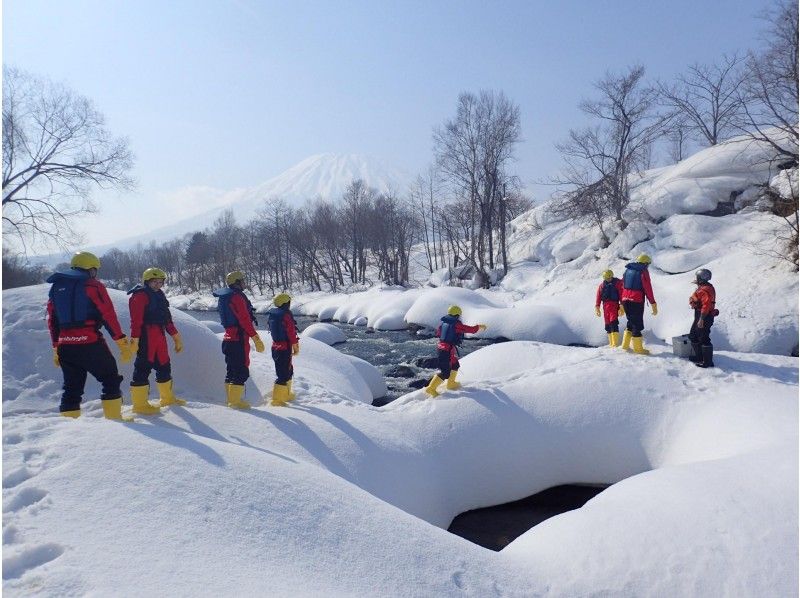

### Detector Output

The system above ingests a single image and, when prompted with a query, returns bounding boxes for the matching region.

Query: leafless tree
[658,54,746,146]
[2,66,134,252]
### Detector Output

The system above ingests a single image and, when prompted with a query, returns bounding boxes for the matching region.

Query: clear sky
[4,0,771,248]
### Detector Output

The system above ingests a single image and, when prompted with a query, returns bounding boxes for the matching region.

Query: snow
[300,322,347,345]
[3,283,796,596]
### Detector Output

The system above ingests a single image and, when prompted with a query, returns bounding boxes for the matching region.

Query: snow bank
[300,322,346,345]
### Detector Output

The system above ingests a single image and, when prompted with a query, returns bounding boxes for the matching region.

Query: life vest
[213,287,254,329]
[46,270,100,328]
[438,315,463,346]
[623,263,647,291]
[127,284,171,325]
[267,307,288,342]
[600,278,620,302]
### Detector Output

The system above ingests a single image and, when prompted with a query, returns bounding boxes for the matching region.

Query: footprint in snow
[4,487,49,513]
[2,467,34,489]
[2,543,65,580]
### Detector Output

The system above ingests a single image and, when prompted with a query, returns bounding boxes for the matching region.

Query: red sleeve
[284,312,298,345]
[615,279,624,298]
[455,322,480,334]
[46,299,60,347]
[129,292,147,339]
[699,287,715,315]
[86,280,125,340]
[595,283,603,307]
[165,321,178,336]
[642,270,656,305]
[230,294,257,338]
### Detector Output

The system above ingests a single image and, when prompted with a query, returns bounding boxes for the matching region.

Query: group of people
[46,252,299,419]
[593,253,717,368]
[46,250,718,418]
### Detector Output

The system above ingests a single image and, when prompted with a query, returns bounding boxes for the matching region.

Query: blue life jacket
[127,284,171,325]
[213,287,254,329]
[439,314,463,346]
[623,263,647,291]
[46,270,100,328]
[600,278,620,302]
[267,307,288,342]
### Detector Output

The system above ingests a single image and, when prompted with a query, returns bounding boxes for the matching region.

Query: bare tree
[2,66,134,251]
[658,54,746,146]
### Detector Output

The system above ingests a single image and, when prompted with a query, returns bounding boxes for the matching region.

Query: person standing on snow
[267,293,300,406]
[46,251,134,420]
[688,268,717,368]
[595,269,626,348]
[621,254,658,355]
[127,267,186,414]
[424,305,487,397]
[212,271,265,409]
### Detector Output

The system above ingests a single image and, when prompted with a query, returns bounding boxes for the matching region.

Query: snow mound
[300,323,346,345]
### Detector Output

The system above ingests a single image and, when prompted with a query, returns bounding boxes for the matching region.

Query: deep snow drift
[3,282,797,596]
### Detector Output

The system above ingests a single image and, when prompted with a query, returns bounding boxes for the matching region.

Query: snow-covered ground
[3,282,797,596]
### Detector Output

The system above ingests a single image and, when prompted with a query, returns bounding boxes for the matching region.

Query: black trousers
[222,338,249,385]
[604,318,620,333]
[623,301,645,337]
[688,311,714,346]
[437,348,460,379]
[57,341,123,412]
[131,334,172,386]
[272,348,293,384]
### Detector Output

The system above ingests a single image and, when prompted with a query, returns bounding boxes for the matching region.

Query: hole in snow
[447,483,609,551]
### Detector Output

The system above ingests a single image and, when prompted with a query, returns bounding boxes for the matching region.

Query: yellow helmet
[602,269,614,281]
[636,254,652,264]
[70,251,100,270]
[447,304,462,316]
[274,292,291,307]
[225,270,245,286]
[143,267,167,282]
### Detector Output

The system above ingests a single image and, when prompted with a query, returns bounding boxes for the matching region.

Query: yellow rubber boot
[60,410,81,419]
[632,336,651,355]
[621,330,633,351]
[102,398,134,422]
[271,383,289,407]
[425,374,444,397]
[131,385,161,415]
[446,371,461,390]
[157,380,187,407]
[286,380,296,402]
[227,384,251,409]
[607,333,616,348]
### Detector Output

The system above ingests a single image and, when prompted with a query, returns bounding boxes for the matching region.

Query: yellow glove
[478,324,487,332]
[292,343,300,355]
[130,337,139,356]
[618,304,625,317]
[252,334,265,353]
[115,337,133,364]
[53,347,60,368]
[594,306,601,317]
[651,303,658,316]
[172,333,183,354]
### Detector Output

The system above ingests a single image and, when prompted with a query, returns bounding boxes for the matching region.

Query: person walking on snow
[46,251,134,420]
[424,305,487,397]
[212,271,265,409]
[595,269,625,347]
[267,293,300,406]
[127,267,186,414]
[688,269,717,368]
[621,254,658,355]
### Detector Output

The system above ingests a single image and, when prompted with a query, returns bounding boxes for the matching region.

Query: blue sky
[4,0,770,247]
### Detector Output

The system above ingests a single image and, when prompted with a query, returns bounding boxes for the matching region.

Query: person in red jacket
[424,305,487,397]
[46,251,134,420]
[127,267,186,414]
[212,271,265,409]
[267,293,300,406]
[620,254,658,355]
[595,269,626,348]
[688,268,717,368]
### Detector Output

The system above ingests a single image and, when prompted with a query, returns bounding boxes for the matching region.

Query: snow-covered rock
[301,323,347,345]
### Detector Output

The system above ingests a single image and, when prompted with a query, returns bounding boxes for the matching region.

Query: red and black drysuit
[46,269,126,412]
[213,286,259,385]
[435,315,480,380]
[128,284,178,386]
[267,305,299,385]
[595,277,625,333]
[688,282,717,367]
[621,262,656,338]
